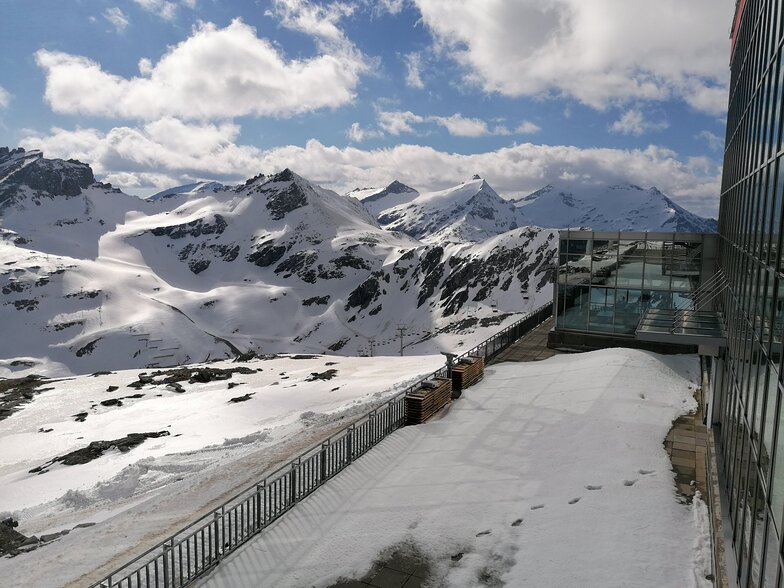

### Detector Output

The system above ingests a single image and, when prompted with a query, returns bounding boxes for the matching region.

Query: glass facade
[718,0,784,586]
[555,231,714,336]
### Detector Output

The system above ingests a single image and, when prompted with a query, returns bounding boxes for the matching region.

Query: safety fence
[92,301,553,588]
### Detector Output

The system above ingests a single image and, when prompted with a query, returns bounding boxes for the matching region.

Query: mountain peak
[384,180,415,194]
[1,147,95,207]
[271,168,299,183]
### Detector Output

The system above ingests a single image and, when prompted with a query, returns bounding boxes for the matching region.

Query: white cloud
[430,114,495,137]
[515,121,541,134]
[377,110,425,135]
[375,110,537,138]
[103,7,130,32]
[346,122,382,142]
[271,0,356,46]
[35,19,369,120]
[413,0,733,114]
[609,109,669,136]
[0,86,10,109]
[698,130,724,152]
[404,52,424,89]
[20,119,263,189]
[20,123,722,216]
[371,0,406,14]
[133,0,178,21]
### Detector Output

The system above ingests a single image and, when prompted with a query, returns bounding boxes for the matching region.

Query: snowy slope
[515,182,718,232]
[376,176,525,244]
[0,150,556,377]
[0,354,443,587]
[148,181,227,201]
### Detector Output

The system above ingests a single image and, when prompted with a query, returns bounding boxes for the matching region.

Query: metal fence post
[368,410,376,444]
[346,425,354,464]
[163,543,171,588]
[320,440,329,481]
[213,511,221,562]
[255,483,263,531]
[290,461,298,505]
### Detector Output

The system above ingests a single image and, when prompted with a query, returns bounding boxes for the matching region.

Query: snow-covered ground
[198,349,712,588]
[0,353,443,588]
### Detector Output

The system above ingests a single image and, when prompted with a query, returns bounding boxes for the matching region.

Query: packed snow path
[199,349,712,588]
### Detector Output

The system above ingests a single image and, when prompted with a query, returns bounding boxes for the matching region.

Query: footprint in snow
[638,469,655,475]
[476,530,492,537]
[585,485,602,491]
[530,504,545,510]
[511,519,523,527]
[568,497,581,504]
[623,479,638,486]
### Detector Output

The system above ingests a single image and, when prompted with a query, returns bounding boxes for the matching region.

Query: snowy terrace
[197,349,712,587]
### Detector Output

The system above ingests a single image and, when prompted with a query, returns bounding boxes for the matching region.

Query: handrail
[89,302,553,588]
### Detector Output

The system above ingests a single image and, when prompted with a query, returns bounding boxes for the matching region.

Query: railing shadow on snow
[91,301,553,588]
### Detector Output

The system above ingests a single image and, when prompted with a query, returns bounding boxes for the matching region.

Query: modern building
[549,230,721,352]
[714,0,784,585]
[546,2,784,586]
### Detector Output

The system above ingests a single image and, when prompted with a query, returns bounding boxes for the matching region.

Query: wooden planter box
[405,378,452,425]
[451,356,484,397]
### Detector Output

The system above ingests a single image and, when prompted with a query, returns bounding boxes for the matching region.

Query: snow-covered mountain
[514,182,718,232]
[148,181,227,201]
[0,149,556,377]
[346,180,420,216]
[376,176,524,244]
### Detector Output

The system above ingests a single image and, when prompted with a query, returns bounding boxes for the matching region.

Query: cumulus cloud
[20,119,263,189]
[346,122,382,142]
[377,110,425,135]
[609,109,669,136]
[515,121,541,135]
[413,0,733,114]
[430,114,497,137]
[375,110,539,138]
[20,123,721,215]
[404,52,425,89]
[103,7,130,32]
[35,19,369,120]
[0,86,10,109]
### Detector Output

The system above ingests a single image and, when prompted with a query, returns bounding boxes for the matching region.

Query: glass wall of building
[555,231,715,336]
[718,0,784,585]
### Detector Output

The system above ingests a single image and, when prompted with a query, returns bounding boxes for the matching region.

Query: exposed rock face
[247,240,288,267]
[264,169,309,220]
[0,147,94,209]
[150,215,228,239]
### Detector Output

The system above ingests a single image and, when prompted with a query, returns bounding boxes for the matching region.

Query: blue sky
[0,0,734,215]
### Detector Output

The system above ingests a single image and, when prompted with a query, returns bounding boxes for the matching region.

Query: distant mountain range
[351,177,717,236]
[0,146,716,376]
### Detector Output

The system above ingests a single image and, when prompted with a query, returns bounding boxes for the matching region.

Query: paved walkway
[665,386,708,500]
[490,317,560,364]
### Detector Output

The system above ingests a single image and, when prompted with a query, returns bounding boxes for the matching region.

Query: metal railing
[90,301,553,588]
